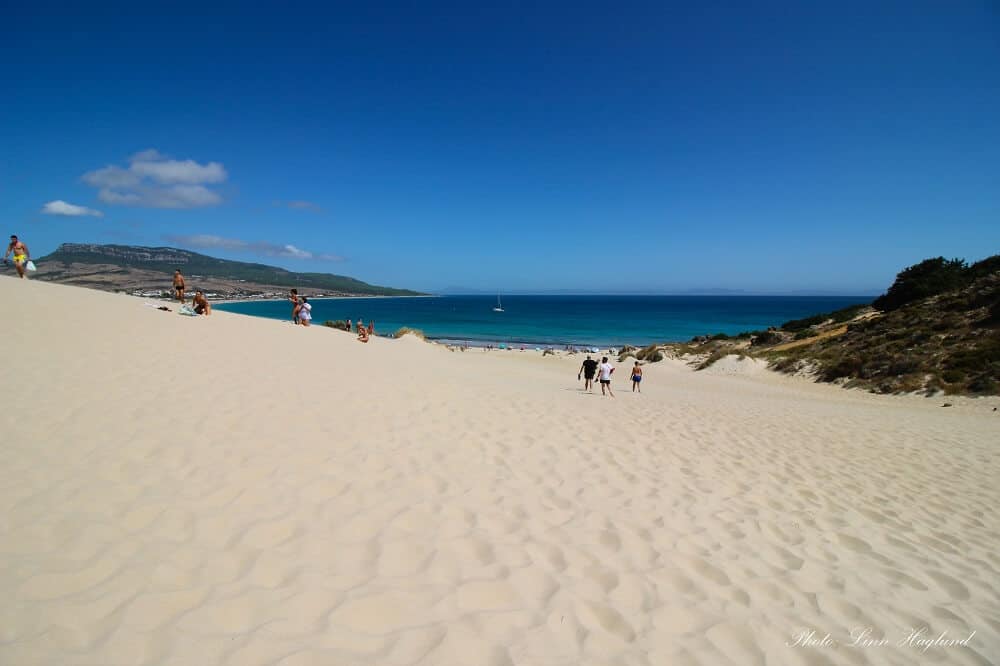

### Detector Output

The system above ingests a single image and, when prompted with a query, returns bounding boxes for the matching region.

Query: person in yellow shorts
[3,235,30,279]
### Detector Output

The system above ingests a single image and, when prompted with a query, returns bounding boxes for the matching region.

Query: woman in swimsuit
[289,289,300,324]
[298,297,312,326]
[631,361,642,393]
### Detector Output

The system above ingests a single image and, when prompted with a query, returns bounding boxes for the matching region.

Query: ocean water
[214,295,869,348]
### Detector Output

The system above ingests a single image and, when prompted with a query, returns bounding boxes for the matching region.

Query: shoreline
[213,294,871,350]
[209,293,436,305]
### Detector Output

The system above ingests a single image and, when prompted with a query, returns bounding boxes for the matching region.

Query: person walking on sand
[289,289,300,324]
[598,356,615,397]
[578,354,598,393]
[367,320,374,336]
[192,290,212,316]
[172,270,186,303]
[3,235,30,279]
[298,296,312,326]
[631,361,642,392]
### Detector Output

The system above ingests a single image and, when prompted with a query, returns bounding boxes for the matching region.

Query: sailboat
[493,293,504,312]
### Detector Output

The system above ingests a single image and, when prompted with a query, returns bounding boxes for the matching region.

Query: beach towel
[25,261,36,271]
[178,305,198,316]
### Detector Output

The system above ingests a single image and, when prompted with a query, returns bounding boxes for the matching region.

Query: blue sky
[2,1,998,294]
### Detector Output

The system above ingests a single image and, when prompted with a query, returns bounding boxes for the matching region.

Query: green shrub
[770,356,800,373]
[617,345,638,362]
[886,359,920,376]
[968,374,998,393]
[821,355,864,381]
[323,320,350,330]
[968,254,1000,279]
[750,330,782,347]
[696,349,732,370]
[873,257,969,312]
[636,344,663,362]
[941,369,964,383]
[829,304,869,323]
[393,327,426,339]
[946,340,1000,371]
[781,304,867,332]
[794,329,814,340]
[932,317,958,331]
[983,300,1000,325]
[781,314,825,332]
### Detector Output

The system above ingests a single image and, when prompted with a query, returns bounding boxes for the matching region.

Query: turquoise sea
[214,295,870,348]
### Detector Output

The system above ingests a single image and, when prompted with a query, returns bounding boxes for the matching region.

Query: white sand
[1,276,998,666]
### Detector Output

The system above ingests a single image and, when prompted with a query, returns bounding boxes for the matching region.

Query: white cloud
[82,166,141,189]
[163,234,342,261]
[96,189,142,205]
[281,244,312,259]
[41,200,104,217]
[131,158,227,185]
[96,184,222,209]
[81,149,227,208]
[130,148,165,162]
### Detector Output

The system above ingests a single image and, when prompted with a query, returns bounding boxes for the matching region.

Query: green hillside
[39,243,423,296]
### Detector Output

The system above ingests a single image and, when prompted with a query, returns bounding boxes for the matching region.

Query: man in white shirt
[598,356,615,397]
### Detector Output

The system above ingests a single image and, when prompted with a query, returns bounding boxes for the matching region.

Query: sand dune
[1,276,998,665]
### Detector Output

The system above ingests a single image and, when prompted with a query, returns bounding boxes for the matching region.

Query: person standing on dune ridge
[172,270,186,303]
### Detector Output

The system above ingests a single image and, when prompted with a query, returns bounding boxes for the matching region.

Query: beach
[2,277,998,665]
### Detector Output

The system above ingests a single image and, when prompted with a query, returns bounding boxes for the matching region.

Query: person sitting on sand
[598,356,615,397]
[3,235,30,279]
[578,354,598,393]
[172,270,186,303]
[357,318,364,334]
[192,290,212,316]
[357,326,369,343]
[289,289,300,324]
[298,296,312,326]
[631,361,642,392]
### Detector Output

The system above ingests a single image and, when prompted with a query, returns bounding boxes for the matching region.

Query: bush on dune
[393,327,426,339]
[635,344,663,362]
[872,256,985,312]
[781,304,868,332]
[750,330,782,346]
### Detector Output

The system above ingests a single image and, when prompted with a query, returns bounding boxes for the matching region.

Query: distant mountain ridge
[38,243,423,296]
